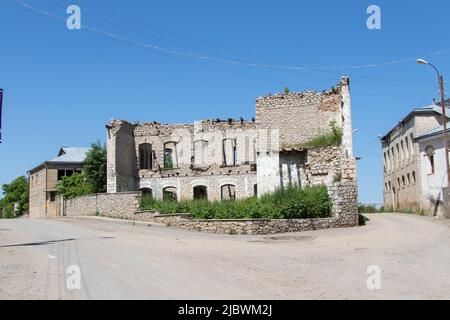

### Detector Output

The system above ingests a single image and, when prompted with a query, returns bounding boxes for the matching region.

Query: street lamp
[417,58,450,185]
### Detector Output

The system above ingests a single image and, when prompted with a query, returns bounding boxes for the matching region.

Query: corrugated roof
[48,147,90,163]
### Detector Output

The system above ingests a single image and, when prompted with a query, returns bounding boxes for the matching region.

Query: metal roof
[415,122,450,142]
[48,147,90,163]
[381,101,450,141]
[28,147,90,174]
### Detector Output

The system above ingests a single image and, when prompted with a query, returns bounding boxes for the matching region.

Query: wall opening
[193,186,208,200]
[163,187,177,202]
[140,188,153,197]
[139,143,153,170]
[222,139,237,166]
[426,145,435,175]
[164,142,178,169]
[221,184,236,201]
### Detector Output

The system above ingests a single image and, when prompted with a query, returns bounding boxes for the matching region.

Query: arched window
[402,175,405,187]
[164,142,178,169]
[405,136,410,161]
[410,133,415,156]
[163,187,177,202]
[387,149,391,172]
[407,173,411,185]
[139,143,153,170]
[400,140,404,165]
[391,147,395,169]
[193,186,208,200]
[383,152,387,172]
[140,188,153,197]
[396,144,400,168]
[412,171,416,184]
[425,145,435,175]
[221,184,236,201]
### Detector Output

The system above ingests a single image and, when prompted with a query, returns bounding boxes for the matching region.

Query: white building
[415,123,450,217]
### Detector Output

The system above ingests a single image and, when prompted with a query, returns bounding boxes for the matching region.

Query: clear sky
[1,0,449,204]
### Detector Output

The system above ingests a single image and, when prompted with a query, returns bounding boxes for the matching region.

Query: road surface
[1,213,450,300]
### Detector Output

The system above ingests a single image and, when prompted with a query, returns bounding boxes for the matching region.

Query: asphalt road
[1,213,450,300]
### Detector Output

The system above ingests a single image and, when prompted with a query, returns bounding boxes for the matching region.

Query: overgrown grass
[302,121,343,148]
[140,185,332,220]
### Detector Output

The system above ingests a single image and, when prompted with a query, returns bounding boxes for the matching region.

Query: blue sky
[1,0,449,204]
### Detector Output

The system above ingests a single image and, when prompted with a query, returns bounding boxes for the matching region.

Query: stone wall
[63,192,141,219]
[132,181,358,235]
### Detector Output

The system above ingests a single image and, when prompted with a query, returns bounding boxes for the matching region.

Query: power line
[10,0,450,86]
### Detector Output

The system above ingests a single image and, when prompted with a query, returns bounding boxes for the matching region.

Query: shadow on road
[0,236,115,248]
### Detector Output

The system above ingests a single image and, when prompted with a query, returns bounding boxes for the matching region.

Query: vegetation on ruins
[141,185,332,220]
[0,176,29,218]
[292,120,343,149]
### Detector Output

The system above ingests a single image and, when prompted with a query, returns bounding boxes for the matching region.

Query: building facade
[28,147,89,218]
[381,102,449,214]
[415,123,450,217]
[106,77,357,205]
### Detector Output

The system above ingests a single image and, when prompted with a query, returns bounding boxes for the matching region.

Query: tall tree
[0,176,29,218]
[56,172,93,199]
[83,141,107,193]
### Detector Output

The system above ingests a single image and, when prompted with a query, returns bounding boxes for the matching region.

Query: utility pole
[439,74,450,186]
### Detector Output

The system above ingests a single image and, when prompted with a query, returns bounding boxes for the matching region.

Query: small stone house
[28,147,89,218]
[106,77,357,211]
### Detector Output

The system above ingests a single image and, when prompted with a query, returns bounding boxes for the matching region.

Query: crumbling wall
[107,121,137,193]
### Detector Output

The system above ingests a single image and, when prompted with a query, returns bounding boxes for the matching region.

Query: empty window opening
[193,186,208,200]
[139,143,153,170]
[140,188,153,197]
[163,187,177,202]
[221,184,236,201]
[426,145,435,175]
[58,169,74,181]
[223,139,237,166]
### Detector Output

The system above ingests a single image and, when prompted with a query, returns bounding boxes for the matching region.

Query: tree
[56,172,93,199]
[83,141,107,193]
[0,176,29,218]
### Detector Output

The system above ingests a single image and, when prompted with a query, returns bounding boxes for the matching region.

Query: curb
[64,215,166,228]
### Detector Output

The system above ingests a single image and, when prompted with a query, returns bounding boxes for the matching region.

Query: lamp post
[417,59,450,185]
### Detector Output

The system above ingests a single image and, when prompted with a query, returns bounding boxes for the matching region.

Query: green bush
[302,120,343,148]
[56,172,93,199]
[140,185,332,220]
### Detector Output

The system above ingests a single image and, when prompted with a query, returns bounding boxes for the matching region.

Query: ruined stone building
[381,101,450,215]
[28,147,89,218]
[106,76,357,207]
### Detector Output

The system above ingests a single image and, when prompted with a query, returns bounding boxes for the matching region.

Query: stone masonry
[64,76,358,234]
